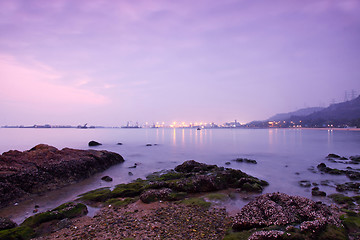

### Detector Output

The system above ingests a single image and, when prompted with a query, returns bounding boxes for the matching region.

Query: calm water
[1,128,360,223]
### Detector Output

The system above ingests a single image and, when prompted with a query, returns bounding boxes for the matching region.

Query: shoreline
[1,145,359,239]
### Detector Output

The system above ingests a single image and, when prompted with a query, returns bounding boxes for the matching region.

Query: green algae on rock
[0,202,87,240]
[77,160,269,205]
[21,202,87,228]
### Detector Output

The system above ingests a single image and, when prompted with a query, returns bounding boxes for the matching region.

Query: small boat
[197,127,201,130]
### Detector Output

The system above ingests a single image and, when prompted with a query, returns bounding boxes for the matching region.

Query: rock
[140,188,173,203]
[350,155,360,162]
[311,187,326,196]
[101,176,113,182]
[0,144,124,208]
[299,180,311,188]
[232,192,341,232]
[56,218,71,230]
[248,230,285,240]
[317,163,360,179]
[174,160,217,173]
[0,217,17,230]
[225,162,231,165]
[328,193,356,205]
[22,202,87,228]
[233,158,257,164]
[88,141,102,146]
[336,182,360,193]
[327,153,342,159]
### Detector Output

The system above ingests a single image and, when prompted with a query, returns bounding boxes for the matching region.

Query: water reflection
[327,129,334,147]
[172,128,176,145]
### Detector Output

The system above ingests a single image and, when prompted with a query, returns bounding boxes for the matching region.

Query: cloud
[0,55,110,107]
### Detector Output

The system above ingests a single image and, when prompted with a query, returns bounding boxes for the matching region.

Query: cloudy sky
[1,0,360,126]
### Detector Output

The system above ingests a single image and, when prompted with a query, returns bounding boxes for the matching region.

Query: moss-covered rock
[21,202,87,228]
[0,226,35,240]
[78,160,268,206]
[78,187,112,202]
[316,225,348,240]
[336,182,360,193]
[205,193,228,201]
[340,212,360,239]
[174,160,217,173]
[146,170,187,182]
[328,193,355,205]
[317,163,360,180]
[140,188,173,203]
[111,179,148,198]
[105,198,135,207]
[223,229,252,240]
[181,197,211,209]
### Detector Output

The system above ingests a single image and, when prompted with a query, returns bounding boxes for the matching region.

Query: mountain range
[267,107,324,121]
[260,95,360,128]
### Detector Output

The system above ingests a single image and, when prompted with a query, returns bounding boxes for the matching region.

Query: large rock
[232,192,341,232]
[149,160,268,195]
[88,141,102,146]
[0,144,124,208]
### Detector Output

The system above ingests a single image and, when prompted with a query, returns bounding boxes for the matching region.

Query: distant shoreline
[300,127,360,131]
[1,126,359,131]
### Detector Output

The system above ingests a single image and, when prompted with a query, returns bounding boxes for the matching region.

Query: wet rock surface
[0,144,124,208]
[100,176,113,182]
[317,163,360,180]
[232,192,341,231]
[336,182,360,193]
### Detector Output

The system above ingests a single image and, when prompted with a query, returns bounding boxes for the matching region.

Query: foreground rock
[0,202,87,239]
[0,144,124,208]
[78,160,269,206]
[232,192,344,239]
[32,201,230,240]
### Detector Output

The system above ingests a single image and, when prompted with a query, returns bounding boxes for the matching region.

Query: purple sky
[1,0,360,126]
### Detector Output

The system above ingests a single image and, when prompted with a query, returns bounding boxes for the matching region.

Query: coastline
[1,154,359,239]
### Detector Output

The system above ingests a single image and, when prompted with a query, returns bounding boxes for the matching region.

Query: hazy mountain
[297,95,360,121]
[267,107,324,121]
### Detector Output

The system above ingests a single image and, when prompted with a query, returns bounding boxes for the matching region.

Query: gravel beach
[35,200,231,240]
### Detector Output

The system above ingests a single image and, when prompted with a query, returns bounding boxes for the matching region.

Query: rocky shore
[0,144,124,208]
[1,154,359,239]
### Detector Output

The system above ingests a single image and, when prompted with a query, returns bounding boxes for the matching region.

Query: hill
[267,107,324,121]
[290,95,360,127]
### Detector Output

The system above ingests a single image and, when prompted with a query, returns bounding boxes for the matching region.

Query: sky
[0,0,360,126]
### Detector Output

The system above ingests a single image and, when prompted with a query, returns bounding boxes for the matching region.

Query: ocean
[1,127,359,223]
